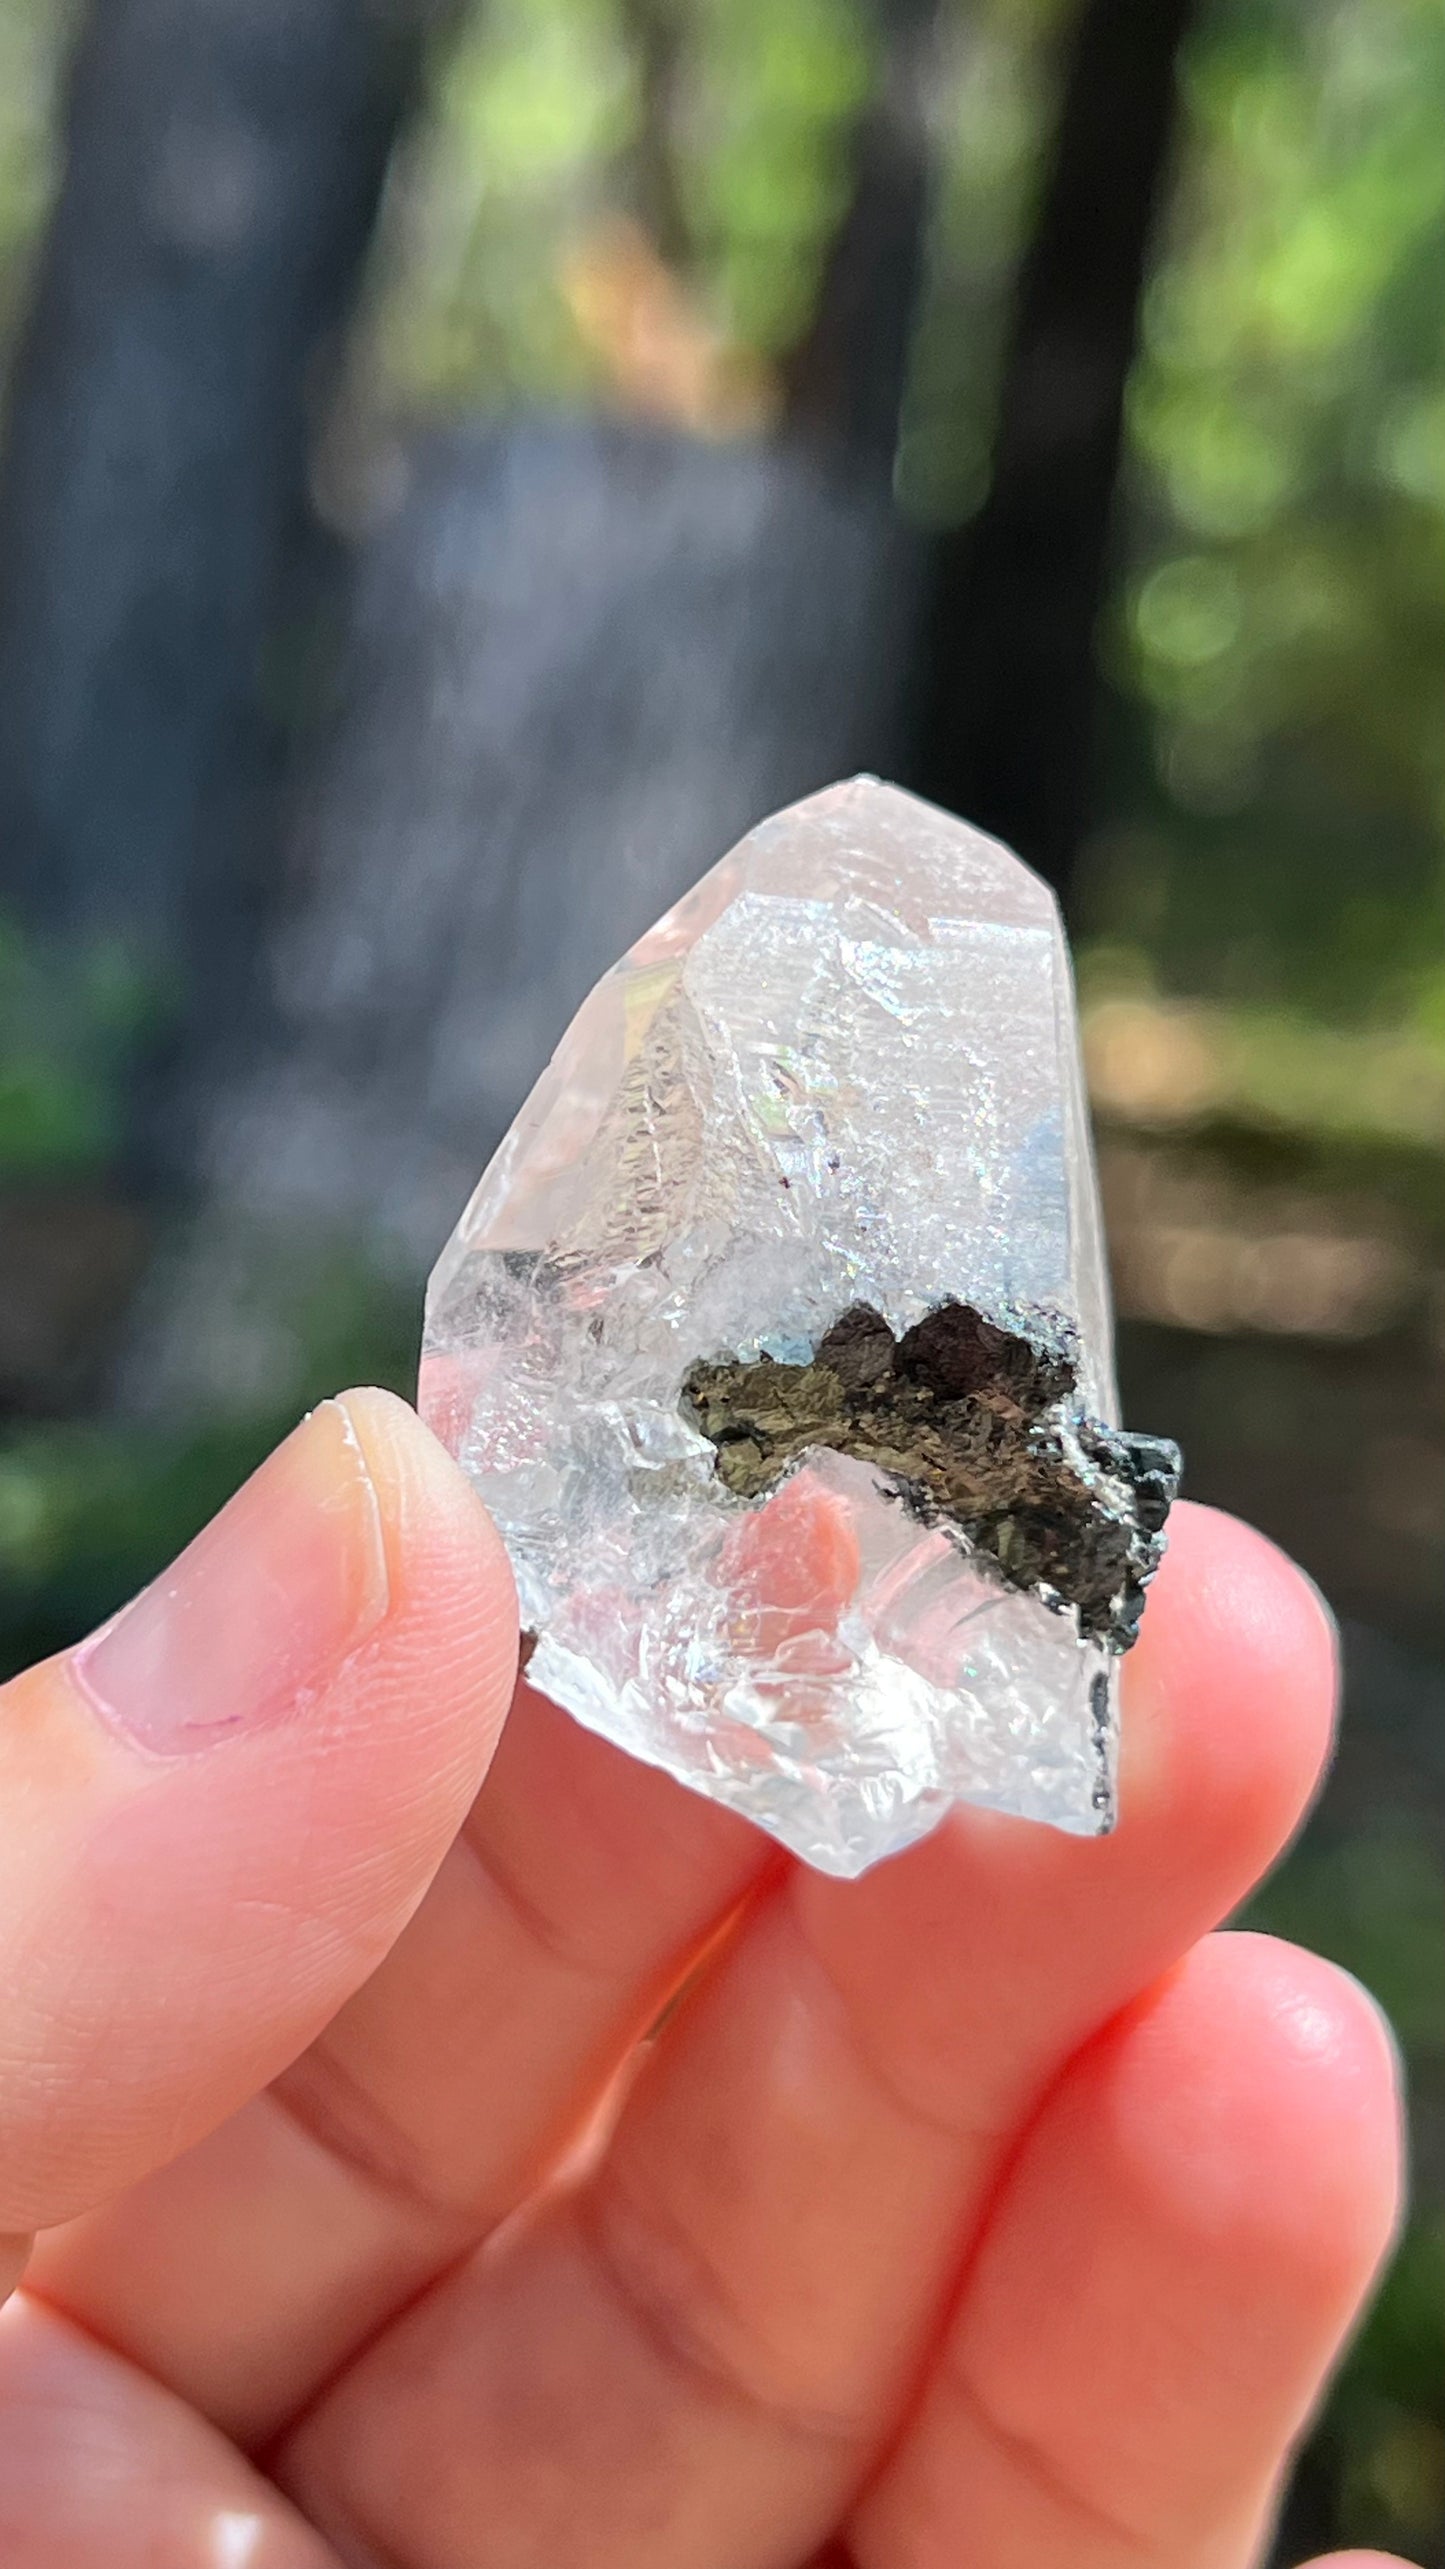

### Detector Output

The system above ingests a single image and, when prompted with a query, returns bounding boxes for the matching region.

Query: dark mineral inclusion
[682,1300,1181,1651]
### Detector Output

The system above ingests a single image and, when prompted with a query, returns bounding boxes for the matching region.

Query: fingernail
[72,1399,390,1755]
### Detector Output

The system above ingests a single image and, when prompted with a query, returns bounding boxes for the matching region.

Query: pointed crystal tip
[421,778,1180,1875]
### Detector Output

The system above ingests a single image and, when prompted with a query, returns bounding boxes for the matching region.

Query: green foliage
[360,0,637,413]
[0,916,158,1179]
[1098,0,1445,1020]
[350,0,1445,1029]
[677,0,872,354]
[0,0,76,366]
[357,0,875,417]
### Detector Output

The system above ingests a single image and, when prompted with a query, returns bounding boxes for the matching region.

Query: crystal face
[421,778,1180,1876]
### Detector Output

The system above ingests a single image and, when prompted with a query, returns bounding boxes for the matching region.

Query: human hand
[0,1388,1408,2568]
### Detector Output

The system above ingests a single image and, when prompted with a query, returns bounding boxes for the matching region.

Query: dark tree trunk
[613,0,692,269]
[0,0,437,984]
[780,0,939,476]
[916,0,1199,901]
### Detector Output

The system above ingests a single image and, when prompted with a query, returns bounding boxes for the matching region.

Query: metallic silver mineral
[420,778,1177,1875]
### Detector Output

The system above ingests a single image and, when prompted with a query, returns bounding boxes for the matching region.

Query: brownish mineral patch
[682,1300,1180,1649]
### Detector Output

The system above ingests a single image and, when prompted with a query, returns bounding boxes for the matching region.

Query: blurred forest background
[0,0,1443,2554]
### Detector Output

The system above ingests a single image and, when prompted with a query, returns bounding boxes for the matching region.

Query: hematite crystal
[421,778,1180,1875]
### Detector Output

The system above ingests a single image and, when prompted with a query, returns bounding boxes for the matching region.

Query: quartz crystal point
[421,778,1180,1876]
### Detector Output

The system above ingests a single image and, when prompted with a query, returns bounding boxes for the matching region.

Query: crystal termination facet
[682,1299,1181,1651]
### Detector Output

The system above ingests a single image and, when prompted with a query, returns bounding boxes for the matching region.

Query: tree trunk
[916,0,1199,902]
[0,0,436,988]
[779,0,939,476]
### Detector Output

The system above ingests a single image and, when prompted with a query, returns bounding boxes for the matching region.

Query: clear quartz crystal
[422,778,1130,1876]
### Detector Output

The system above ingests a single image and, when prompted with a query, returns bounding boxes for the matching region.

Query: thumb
[0,1387,516,2270]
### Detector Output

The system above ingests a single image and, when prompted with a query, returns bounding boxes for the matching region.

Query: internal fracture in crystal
[421,776,1182,1876]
